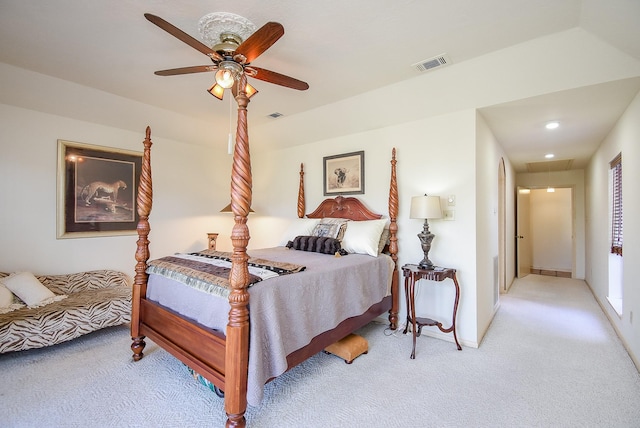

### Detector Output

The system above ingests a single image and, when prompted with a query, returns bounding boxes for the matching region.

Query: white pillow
[341,219,388,257]
[1,272,56,306]
[278,218,321,246]
[0,283,14,309]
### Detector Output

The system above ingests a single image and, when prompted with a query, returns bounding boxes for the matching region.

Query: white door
[516,187,531,278]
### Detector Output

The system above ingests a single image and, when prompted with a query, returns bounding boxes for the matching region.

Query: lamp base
[418,260,436,270]
[417,219,436,270]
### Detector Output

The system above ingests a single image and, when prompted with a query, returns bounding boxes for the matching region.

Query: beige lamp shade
[220,203,254,213]
[409,195,442,220]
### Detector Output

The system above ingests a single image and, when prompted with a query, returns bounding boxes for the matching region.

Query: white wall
[517,170,586,279]
[475,112,516,342]
[585,91,640,369]
[529,188,573,272]
[249,109,488,347]
[0,103,233,276]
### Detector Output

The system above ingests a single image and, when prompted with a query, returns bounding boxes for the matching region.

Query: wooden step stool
[323,333,368,364]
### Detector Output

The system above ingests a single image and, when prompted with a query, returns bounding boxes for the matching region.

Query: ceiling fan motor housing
[214,33,243,54]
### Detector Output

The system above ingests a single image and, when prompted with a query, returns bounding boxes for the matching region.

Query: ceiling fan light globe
[215,69,235,88]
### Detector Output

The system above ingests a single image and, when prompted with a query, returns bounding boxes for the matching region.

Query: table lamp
[410,194,442,269]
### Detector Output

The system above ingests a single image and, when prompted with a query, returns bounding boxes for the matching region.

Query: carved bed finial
[297,163,305,218]
[388,147,399,329]
[131,126,153,361]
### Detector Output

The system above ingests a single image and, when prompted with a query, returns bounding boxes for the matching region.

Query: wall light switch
[443,209,455,221]
[447,195,456,206]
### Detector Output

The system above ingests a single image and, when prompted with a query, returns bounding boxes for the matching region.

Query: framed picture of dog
[323,150,364,196]
[56,140,142,238]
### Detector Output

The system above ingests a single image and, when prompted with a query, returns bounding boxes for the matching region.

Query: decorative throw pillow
[1,271,58,307]
[286,235,347,255]
[311,218,348,240]
[341,219,388,257]
[0,283,25,314]
[378,227,391,255]
[278,218,321,246]
[0,283,14,309]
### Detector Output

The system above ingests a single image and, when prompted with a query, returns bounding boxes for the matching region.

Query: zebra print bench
[0,270,131,353]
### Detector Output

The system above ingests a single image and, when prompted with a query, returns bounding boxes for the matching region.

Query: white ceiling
[1,0,640,172]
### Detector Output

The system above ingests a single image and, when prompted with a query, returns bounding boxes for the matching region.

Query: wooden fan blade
[250,67,309,90]
[144,13,223,61]
[235,22,284,63]
[154,65,217,76]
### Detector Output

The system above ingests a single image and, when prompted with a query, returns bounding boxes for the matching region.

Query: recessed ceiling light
[545,121,560,130]
[545,153,555,159]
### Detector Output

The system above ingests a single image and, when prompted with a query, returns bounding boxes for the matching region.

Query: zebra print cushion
[0,270,131,353]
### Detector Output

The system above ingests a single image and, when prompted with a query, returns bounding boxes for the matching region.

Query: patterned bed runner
[146,250,305,298]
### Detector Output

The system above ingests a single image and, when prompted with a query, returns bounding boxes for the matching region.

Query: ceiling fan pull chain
[228,94,234,155]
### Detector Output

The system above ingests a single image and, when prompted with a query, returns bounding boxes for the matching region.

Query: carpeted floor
[2,274,640,427]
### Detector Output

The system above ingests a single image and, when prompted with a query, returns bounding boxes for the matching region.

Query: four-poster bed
[131,75,399,427]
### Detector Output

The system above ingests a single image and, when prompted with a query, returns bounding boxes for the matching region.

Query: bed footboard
[140,300,227,387]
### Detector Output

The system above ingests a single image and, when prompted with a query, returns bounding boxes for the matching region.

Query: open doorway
[516,187,531,278]
[516,187,574,278]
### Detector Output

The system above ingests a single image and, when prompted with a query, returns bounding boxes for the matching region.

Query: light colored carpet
[2,274,640,427]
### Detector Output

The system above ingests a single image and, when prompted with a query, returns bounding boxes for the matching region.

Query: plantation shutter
[610,153,622,256]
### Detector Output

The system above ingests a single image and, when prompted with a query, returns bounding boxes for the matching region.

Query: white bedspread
[146,246,394,406]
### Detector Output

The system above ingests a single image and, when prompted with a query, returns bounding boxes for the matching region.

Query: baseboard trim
[585,279,640,374]
[530,268,572,278]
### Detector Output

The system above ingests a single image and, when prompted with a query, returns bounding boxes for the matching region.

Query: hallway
[490,273,640,426]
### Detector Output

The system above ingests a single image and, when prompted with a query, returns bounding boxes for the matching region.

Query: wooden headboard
[306,196,383,221]
[296,163,386,221]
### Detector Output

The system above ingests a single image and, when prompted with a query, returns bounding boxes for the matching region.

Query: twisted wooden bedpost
[297,163,305,218]
[131,126,153,360]
[388,148,399,330]
[226,74,251,428]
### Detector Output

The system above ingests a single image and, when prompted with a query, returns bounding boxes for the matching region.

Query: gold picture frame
[56,140,142,238]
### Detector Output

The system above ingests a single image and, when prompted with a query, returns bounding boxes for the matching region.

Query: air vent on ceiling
[526,159,574,173]
[412,53,452,72]
[268,112,284,119]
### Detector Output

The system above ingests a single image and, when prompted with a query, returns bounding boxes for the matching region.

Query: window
[608,152,623,315]
[610,153,622,256]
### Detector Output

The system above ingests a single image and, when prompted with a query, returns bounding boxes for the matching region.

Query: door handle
[516,235,524,239]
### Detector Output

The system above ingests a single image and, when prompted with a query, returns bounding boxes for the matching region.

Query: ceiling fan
[144,12,309,100]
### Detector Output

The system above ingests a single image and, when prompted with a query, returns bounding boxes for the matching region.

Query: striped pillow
[311,218,348,240]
